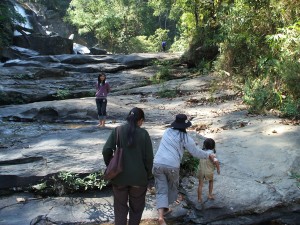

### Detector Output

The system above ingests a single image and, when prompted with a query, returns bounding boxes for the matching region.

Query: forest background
[1,0,299,118]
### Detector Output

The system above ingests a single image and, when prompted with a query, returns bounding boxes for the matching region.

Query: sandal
[174,194,184,205]
[163,208,172,216]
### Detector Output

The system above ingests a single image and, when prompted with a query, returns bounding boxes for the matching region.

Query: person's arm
[215,158,220,174]
[102,129,116,166]
[144,131,154,180]
[184,136,210,159]
[107,83,111,93]
[212,154,220,174]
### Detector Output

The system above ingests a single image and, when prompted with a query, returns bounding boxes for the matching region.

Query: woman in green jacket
[102,107,154,225]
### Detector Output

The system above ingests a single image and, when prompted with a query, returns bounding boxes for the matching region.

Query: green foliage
[243,78,282,113]
[169,35,189,53]
[240,19,300,117]
[0,0,25,47]
[290,172,300,189]
[147,28,170,52]
[214,0,300,118]
[57,171,107,191]
[281,97,300,118]
[267,22,300,99]
[156,67,171,81]
[0,91,20,105]
[180,151,199,177]
[157,89,177,98]
[66,0,158,53]
[157,83,178,98]
[150,60,180,83]
[127,36,157,53]
[151,66,171,84]
[53,89,70,100]
[32,171,107,196]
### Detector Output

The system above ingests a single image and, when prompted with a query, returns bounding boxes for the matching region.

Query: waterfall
[13,1,33,36]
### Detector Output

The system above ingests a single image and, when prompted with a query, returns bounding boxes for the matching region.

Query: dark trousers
[113,185,147,225]
[95,98,107,119]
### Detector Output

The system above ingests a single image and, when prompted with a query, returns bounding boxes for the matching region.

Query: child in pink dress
[197,138,220,202]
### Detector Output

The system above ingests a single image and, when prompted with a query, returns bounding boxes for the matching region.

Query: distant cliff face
[13,0,97,47]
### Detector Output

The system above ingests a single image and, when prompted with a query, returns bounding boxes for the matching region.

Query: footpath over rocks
[0,52,299,225]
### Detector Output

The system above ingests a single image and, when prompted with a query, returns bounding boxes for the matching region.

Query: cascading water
[12,0,33,36]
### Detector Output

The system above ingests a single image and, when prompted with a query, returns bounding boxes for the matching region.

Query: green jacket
[102,124,154,186]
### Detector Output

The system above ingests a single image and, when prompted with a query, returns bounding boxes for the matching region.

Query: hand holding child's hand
[209,154,215,162]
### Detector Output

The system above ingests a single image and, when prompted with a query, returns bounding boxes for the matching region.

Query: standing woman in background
[95,73,110,127]
[102,107,154,225]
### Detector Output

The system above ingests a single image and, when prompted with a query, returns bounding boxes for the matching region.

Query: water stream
[12,0,33,36]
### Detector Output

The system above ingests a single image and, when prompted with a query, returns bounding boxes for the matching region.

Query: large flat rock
[0,58,299,224]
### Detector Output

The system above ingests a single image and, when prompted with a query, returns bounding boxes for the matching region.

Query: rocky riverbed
[0,52,299,225]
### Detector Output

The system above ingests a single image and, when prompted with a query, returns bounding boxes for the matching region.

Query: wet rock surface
[0,52,299,225]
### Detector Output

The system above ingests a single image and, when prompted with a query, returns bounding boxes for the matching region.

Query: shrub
[243,78,282,113]
[180,152,199,177]
[53,89,70,100]
[157,89,177,98]
[32,171,107,196]
[157,83,178,98]
[281,97,300,118]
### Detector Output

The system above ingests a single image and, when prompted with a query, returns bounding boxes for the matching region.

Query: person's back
[153,114,214,225]
[102,107,153,225]
[107,123,153,186]
[162,41,166,52]
[154,128,210,168]
[197,138,220,202]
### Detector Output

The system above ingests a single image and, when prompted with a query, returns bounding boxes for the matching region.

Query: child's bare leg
[208,180,214,199]
[198,179,204,202]
[158,208,167,225]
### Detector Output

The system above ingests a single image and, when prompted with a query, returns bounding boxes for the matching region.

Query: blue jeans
[96,98,107,120]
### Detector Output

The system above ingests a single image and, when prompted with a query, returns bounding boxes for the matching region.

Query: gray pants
[152,164,179,209]
[113,185,147,225]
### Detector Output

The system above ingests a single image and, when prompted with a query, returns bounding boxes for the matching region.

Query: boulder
[3,59,44,68]
[90,47,107,55]
[183,45,219,68]
[13,34,73,55]
[73,43,90,54]
[115,53,157,68]
[0,46,39,61]
[55,54,116,64]
[33,68,67,79]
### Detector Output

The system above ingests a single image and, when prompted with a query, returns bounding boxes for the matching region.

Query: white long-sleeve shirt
[154,128,209,168]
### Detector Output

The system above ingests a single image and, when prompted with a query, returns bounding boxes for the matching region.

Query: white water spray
[13,1,33,36]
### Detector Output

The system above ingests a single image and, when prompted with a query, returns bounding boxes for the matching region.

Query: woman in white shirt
[153,114,215,225]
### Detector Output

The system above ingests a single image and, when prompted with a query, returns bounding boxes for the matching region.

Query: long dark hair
[97,73,106,86]
[203,138,216,153]
[172,127,188,142]
[126,107,145,146]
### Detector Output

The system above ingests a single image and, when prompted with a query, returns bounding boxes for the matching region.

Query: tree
[66,0,156,53]
[0,0,25,48]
